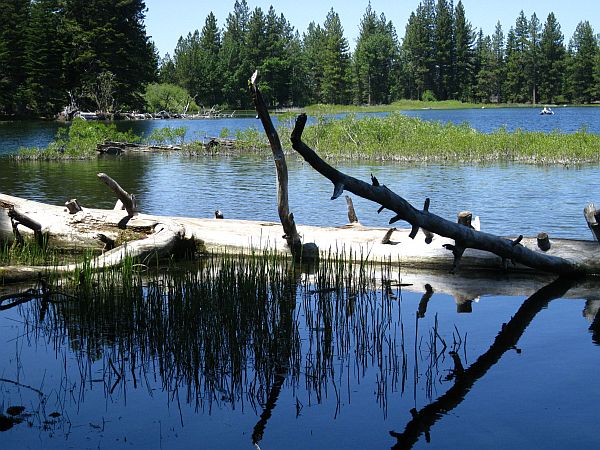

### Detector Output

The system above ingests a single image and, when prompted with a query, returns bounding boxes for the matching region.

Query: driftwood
[97,172,136,217]
[289,113,588,276]
[249,71,300,252]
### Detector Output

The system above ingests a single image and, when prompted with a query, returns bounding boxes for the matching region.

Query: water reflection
[389,276,575,449]
[1,258,600,448]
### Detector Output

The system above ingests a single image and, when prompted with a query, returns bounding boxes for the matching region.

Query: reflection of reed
[22,252,406,431]
[389,276,575,450]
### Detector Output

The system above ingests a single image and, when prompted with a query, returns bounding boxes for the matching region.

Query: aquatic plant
[144,126,187,146]
[15,118,139,160]
[278,112,600,164]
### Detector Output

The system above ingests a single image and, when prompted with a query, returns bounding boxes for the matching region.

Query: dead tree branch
[249,71,317,259]
[290,113,579,275]
[97,172,136,217]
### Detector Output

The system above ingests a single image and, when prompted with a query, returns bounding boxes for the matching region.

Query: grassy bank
[270,112,600,164]
[14,112,600,164]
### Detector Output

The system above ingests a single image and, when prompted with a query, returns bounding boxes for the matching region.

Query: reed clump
[277,113,600,163]
[15,118,139,160]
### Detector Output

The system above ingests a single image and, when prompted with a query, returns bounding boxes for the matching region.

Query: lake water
[1,106,600,155]
[1,108,600,449]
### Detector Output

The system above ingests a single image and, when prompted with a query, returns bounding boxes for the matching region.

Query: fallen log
[4,192,600,282]
[289,113,591,276]
[0,220,183,283]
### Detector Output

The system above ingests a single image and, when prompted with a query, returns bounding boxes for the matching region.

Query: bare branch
[290,113,579,275]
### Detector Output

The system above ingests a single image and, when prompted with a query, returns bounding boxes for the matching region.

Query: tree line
[159,0,600,109]
[0,0,156,117]
[2,0,600,118]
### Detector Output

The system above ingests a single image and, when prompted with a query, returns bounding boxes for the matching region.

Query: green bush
[145,126,187,145]
[17,118,140,159]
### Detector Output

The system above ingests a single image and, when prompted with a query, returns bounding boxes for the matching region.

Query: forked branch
[290,113,579,275]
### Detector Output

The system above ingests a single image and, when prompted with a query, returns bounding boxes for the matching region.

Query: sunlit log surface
[3,192,600,281]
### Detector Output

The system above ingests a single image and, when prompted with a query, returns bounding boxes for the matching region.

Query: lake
[1,106,600,155]
[1,108,600,449]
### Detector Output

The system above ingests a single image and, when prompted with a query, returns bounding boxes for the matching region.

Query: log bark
[290,113,581,276]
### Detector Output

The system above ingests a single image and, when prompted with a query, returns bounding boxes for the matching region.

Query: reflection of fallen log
[389,276,575,449]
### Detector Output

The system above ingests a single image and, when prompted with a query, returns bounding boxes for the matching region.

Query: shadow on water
[1,254,600,448]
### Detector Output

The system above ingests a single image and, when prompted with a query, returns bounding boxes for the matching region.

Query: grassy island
[14,112,600,164]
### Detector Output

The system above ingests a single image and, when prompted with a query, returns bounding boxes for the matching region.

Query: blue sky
[144,0,600,56]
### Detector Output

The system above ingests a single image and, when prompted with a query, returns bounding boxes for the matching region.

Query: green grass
[15,118,140,160]
[274,112,600,164]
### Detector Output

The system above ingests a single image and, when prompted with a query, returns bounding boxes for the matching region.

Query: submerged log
[290,113,586,276]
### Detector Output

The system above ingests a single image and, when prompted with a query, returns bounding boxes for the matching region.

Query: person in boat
[540,106,554,115]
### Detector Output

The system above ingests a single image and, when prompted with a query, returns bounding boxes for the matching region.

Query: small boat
[540,107,554,115]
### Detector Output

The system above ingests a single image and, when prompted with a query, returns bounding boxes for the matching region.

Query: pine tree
[0,0,30,115]
[354,3,398,104]
[539,13,565,103]
[302,22,326,103]
[434,0,453,100]
[220,0,251,108]
[453,1,475,100]
[567,21,598,103]
[25,0,68,116]
[63,0,156,112]
[402,1,436,100]
[321,8,352,104]
[261,7,295,106]
[197,12,222,106]
[527,13,542,104]
[490,22,506,102]
[504,11,530,102]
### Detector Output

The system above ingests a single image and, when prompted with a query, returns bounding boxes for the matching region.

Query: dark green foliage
[566,21,598,103]
[354,4,399,105]
[2,0,599,114]
[539,13,566,103]
[453,1,476,101]
[320,9,353,104]
[0,0,29,116]
[433,0,453,100]
[25,0,67,116]
[0,0,156,117]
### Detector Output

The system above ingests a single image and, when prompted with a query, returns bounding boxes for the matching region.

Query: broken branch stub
[289,113,579,275]
[345,195,359,224]
[97,173,136,217]
[584,203,600,244]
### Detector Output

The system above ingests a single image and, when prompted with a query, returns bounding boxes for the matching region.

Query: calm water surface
[1,109,600,449]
